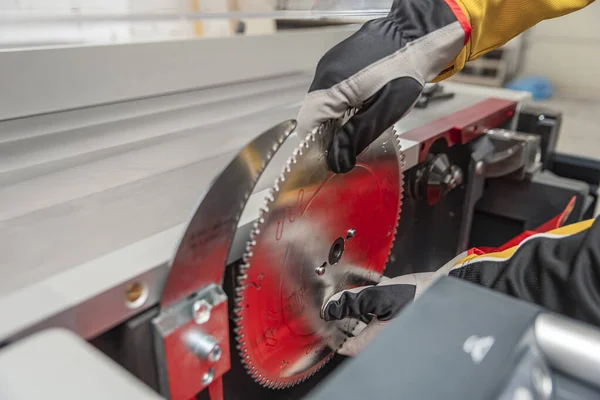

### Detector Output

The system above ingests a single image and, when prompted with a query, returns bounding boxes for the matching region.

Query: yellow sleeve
[435,0,595,81]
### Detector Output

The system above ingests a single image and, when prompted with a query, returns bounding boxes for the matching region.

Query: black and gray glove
[297,0,470,173]
[322,272,440,356]
[323,218,600,356]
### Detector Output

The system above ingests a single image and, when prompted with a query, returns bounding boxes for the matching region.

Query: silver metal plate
[234,121,405,388]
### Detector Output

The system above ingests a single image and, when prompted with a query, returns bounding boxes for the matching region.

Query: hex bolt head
[192,299,211,325]
[202,368,215,386]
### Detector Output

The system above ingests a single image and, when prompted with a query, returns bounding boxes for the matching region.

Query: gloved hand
[322,272,439,356]
[296,0,470,173]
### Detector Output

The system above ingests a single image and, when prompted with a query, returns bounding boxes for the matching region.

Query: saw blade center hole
[328,237,345,266]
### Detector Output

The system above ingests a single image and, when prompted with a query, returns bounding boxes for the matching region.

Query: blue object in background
[504,76,554,101]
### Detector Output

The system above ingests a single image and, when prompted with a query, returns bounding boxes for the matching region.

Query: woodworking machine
[1,27,600,400]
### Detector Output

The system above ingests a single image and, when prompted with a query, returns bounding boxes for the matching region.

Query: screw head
[192,299,211,325]
[346,228,356,239]
[315,262,327,276]
[475,161,484,175]
[202,367,215,386]
[208,344,222,362]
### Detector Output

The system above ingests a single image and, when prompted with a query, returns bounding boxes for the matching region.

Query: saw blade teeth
[265,192,275,202]
[234,117,405,390]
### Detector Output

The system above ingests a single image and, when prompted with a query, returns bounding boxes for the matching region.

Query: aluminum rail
[0,27,355,121]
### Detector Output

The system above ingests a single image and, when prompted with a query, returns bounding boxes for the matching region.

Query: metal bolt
[315,262,327,276]
[202,368,215,386]
[447,166,464,190]
[185,329,221,363]
[208,344,222,362]
[346,228,356,240]
[192,299,211,324]
[475,161,484,176]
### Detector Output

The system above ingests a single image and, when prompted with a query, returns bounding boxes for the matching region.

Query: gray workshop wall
[520,1,600,100]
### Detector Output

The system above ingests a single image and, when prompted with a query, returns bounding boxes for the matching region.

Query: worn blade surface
[234,119,405,388]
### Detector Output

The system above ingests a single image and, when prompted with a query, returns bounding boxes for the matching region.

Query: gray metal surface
[0,74,309,297]
[485,129,542,179]
[535,313,600,390]
[0,328,164,400]
[234,118,404,388]
[0,27,355,121]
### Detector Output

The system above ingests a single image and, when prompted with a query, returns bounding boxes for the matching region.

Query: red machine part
[403,98,518,162]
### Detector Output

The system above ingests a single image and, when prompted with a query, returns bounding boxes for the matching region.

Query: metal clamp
[485,129,542,180]
[153,285,229,399]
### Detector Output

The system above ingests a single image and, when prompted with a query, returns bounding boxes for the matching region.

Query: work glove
[298,0,594,174]
[323,217,600,356]
[297,0,471,173]
[322,272,440,356]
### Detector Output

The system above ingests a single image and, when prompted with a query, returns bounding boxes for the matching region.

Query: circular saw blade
[234,119,405,389]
